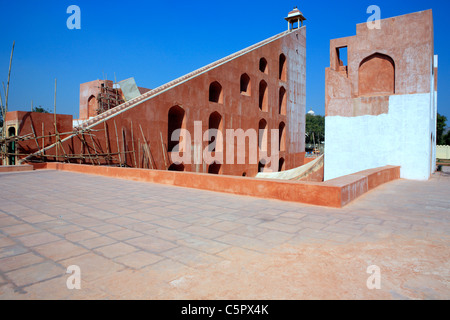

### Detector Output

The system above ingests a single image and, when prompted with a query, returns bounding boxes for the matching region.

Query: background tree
[32,106,51,113]
[305,113,325,145]
[443,129,450,146]
[437,113,447,145]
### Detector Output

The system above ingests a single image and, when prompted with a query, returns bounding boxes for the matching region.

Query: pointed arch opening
[279,157,285,172]
[8,127,16,165]
[209,81,223,103]
[279,86,287,115]
[259,58,268,74]
[208,111,223,152]
[168,163,185,172]
[258,119,268,152]
[259,80,268,112]
[258,161,266,173]
[279,122,286,152]
[167,105,186,152]
[279,53,287,81]
[88,95,97,117]
[240,73,251,96]
[208,162,222,175]
[359,53,395,96]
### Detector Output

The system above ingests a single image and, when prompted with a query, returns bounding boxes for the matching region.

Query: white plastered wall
[324,93,434,181]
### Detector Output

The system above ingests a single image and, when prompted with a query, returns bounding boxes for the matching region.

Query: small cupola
[285,6,306,31]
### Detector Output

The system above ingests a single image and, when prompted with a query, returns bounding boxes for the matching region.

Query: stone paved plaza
[0,169,449,299]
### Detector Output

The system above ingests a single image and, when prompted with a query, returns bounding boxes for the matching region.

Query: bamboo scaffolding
[0,130,100,144]
[113,120,122,166]
[138,138,141,169]
[42,122,45,158]
[30,120,40,150]
[139,124,154,169]
[103,122,111,164]
[89,134,101,165]
[2,151,132,159]
[0,89,4,126]
[160,132,168,170]
[4,41,14,118]
[121,126,127,167]
[54,79,59,160]
[131,121,137,168]
[0,102,144,168]
[79,132,95,165]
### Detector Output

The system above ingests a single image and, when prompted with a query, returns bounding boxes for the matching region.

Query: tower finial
[285,6,306,31]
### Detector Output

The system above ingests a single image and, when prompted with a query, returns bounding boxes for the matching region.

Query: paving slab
[0,169,448,299]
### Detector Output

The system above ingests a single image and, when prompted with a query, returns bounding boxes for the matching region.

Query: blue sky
[0,0,449,121]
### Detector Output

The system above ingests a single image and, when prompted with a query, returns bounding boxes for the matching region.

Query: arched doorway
[208,111,223,152]
[279,53,287,81]
[8,127,16,165]
[209,81,223,103]
[88,95,97,118]
[279,122,286,152]
[279,157,285,172]
[167,105,186,152]
[259,80,268,112]
[208,162,221,174]
[168,163,185,171]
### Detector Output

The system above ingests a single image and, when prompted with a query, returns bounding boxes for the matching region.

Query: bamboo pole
[138,138,141,169]
[54,78,59,160]
[103,122,111,164]
[30,120,40,151]
[0,131,79,143]
[42,122,45,157]
[160,132,168,170]
[131,121,137,168]
[0,90,4,126]
[121,126,127,167]
[4,41,14,117]
[1,151,132,159]
[79,132,95,165]
[2,82,6,109]
[89,133,101,165]
[139,124,154,169]
[1,41,14,163]
[114,120,122,166]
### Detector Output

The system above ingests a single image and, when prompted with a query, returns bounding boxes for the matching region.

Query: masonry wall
[437,145,450,160]
[62,27,307,177]
[2,111,73,165]
[326,93,434,180]
[324,10,437,181]
[79,80,111,120]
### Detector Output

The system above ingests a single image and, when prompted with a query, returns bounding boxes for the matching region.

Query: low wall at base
[0,165,34,173]
[32,163,400,208]
[437,145,450,160]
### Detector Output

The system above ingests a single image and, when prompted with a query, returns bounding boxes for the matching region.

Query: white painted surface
[325,93,434,181]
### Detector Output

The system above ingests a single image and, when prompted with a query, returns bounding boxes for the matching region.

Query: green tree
[443,130,450,146]
[305,113,325,145]
[437,113,447,145]
[32,106,51,113]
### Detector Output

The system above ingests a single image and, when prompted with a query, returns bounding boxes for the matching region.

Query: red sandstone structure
[79,79,151,120]
[2,111,73,166]
[324,10,438,181]
[3,9,307,177]
[0,8,436,207]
